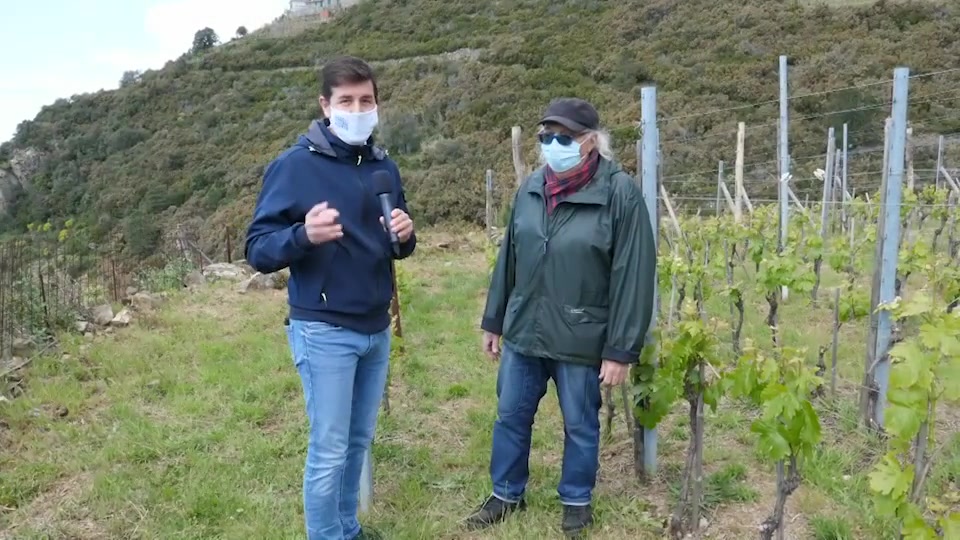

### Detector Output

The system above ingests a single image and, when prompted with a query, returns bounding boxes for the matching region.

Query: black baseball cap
[539,98,600,133]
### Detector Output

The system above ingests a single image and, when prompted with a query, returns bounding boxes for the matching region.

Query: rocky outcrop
[9,148,44,182]
[0,168,21,216]
[0,148,44,216]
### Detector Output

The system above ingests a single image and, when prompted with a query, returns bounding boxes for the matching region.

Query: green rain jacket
[480,158,657,367]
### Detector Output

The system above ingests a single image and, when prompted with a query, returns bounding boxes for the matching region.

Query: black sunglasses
[538,131,577,146]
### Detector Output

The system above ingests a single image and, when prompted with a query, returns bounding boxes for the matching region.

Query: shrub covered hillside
[1,0,958,264]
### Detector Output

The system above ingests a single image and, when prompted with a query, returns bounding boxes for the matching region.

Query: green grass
[1,229,958,539]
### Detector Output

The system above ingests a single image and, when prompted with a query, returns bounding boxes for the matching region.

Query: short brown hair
[320,56,379,101]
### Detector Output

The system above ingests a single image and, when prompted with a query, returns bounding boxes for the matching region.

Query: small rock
[437,242,452,249]
[109,309,133,327]
[55,405,68,418]
[61,354,71,362]
[238,272,282,293]
[84,332,94,339]
[202,262,248,282]
[232,259,256,275]
[183,270,206,287]
[75,321,90,333]
[90,304,114,326]
[699,517,709,529]
[11,337,33,358]
[130,292,162,311]
[125,286,139,297]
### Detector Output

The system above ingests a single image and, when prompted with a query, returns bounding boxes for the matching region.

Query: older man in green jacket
[465,97,656,537]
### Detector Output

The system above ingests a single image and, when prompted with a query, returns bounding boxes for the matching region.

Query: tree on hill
[192,28,219,54]
[236,26,248,38]
[119,70,142,88]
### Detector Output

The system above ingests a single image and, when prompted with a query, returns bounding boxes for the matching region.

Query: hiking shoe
[561,504,594,537]
[355,527,383,540]
[464,495,527,529]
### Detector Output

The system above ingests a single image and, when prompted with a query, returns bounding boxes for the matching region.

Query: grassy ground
[1,229,958,539]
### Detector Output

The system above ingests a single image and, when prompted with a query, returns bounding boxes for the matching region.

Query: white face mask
[329,106,379,146]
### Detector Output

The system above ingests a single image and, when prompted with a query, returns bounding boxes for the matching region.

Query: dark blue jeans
[490,344,603,506]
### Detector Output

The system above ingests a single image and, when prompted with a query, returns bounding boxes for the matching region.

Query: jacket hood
[300,119,388,161]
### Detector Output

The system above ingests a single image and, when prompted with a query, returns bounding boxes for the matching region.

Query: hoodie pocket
[289,241,341,310]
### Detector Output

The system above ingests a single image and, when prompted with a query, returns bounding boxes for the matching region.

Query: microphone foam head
[371,170,393,195]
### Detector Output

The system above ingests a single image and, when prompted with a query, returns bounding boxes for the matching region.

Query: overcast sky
[0,0,290,143]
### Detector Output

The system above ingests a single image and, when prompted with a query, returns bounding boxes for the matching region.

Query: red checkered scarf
[543,150,600,214]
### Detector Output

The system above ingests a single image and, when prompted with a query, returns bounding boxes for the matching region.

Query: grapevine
[729,341,823,540]
[868,288,960,537]
[624,182,960,538]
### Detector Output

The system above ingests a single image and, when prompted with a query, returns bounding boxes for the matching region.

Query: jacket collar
[524,157,621,206]
[302,119,388,162]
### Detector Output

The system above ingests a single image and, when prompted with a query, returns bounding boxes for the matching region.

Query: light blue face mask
[540,139,583,173]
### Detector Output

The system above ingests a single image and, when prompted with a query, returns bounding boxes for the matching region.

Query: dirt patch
[1,472,106,540]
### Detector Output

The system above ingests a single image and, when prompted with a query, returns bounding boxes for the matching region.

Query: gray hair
[537,127,615,164]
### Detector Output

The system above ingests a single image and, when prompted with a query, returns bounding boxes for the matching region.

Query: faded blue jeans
[286,319,391,540]
[490,344,603,506]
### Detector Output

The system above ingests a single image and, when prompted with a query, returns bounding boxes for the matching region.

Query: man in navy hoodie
[245,55,416,540]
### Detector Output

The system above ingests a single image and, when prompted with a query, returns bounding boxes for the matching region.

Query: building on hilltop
[287,0,359,18]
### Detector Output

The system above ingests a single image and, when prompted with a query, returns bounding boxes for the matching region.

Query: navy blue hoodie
[244,119,416,334]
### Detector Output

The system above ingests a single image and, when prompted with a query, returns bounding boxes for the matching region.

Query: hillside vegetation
[1,0,959,265]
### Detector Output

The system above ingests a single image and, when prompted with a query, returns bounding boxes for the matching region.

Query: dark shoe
[561,504,594,537]
[464,495,527,529]
[356,527,383,540]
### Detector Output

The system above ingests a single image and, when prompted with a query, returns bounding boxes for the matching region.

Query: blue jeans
[286,319,391,540]
[490,344,603,506]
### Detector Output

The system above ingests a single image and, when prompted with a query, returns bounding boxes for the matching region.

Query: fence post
[778,55,791,301]
[778,55,790,252]
[870,67,910,430]
[638,84,659,478]
[935,135,944,190]
[511,126,526,188]
[734,122,745,223]
[225,227,233,264]
[485,169,495,237]
[841,123,849,229]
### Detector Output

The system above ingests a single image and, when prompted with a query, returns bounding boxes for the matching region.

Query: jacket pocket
[502,294,524,335]
[562,305,609,325]
[554,304,609,360]
[289,242,340,310]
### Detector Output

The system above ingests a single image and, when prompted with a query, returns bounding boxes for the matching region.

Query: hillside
[1,0,959,264]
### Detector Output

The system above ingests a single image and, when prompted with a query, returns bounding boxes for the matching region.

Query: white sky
[1,0,290,143]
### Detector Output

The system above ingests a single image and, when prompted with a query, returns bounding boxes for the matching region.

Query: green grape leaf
[750,418,790,461]
[936,356,960,402]
[939,513,960,540]
[884,402,923,442]
[868,453,913,502]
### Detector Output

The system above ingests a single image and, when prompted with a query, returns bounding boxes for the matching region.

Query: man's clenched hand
[305,202,343,244]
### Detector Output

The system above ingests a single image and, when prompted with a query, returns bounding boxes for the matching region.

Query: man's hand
[599,359,629,387]
[380,209,414,243]
[482,331,501,360]
[305,202,343,244]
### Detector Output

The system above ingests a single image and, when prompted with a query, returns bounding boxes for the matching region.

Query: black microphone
[371,170,400,256]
